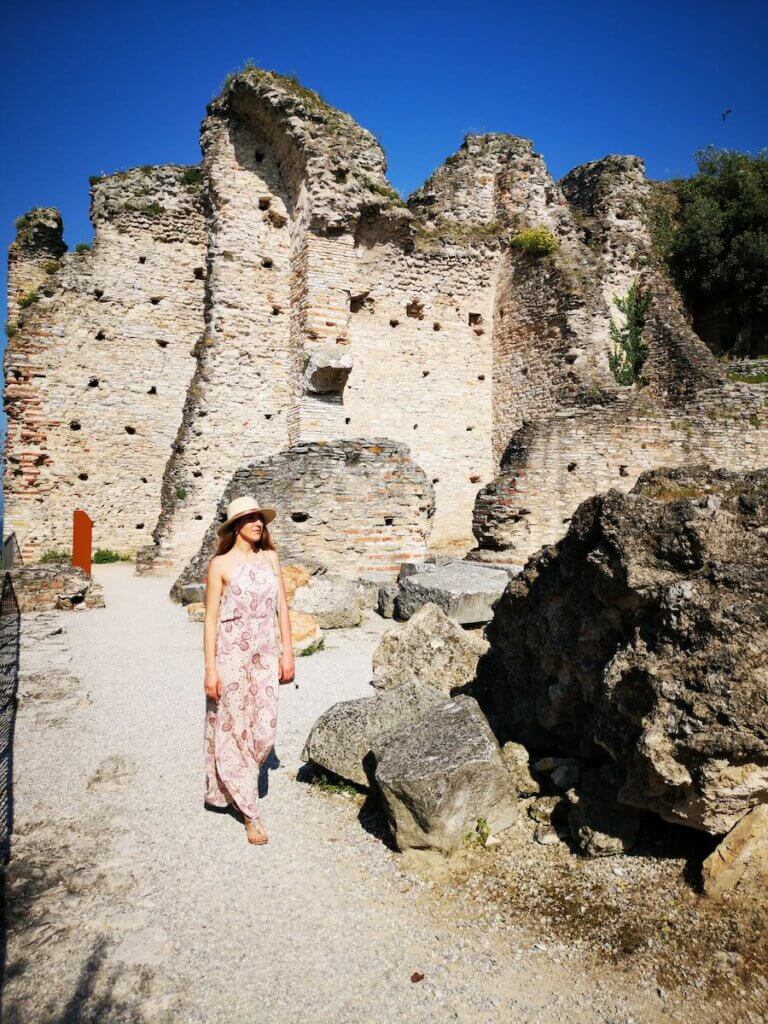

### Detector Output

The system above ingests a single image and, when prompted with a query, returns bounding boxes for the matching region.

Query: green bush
[664,147,768,355]
[141,202,164,218]
[181,167,202,187]
[43,259,60,275]
[5,321,18,338]
[75,242,91,253]
[18,289,39,309]
[609,282,652,385]
[93,549,131,563]
[510,227,559,257]
[40,549,70,563]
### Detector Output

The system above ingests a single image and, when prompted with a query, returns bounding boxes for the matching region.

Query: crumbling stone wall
[170,438,434,599]
[3,168,205,561]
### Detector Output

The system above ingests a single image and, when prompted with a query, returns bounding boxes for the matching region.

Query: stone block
[301,680,444,787]
[372,601,488,695]
[372,695,518,852]
[395,562,509,624]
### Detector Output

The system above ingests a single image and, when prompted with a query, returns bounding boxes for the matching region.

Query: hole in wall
[192,470,202,478]
[350,292,370,313]
[194,514,203,521]
[567,462,577,473]
[136,523,144,529]
[466,425,473,431]
[267,209,287,228]
[88,378,99,388]
[619,465,629,477]
[138,256,147,264]
[345,417,351,424]
[390,319,399,328]
[262,257,273,268]
[384,516,394,526]
[96,330,105,341]
[271,305,282,316]
[406,299,424,319]
[148,385,157,395]
[468,312,482,326]
[125,425,136,435]
[433,322,441,331]
[432,477,439,484]
[193,267,204,280]
[94,289,104,300]
[78,473,89,481]
[478,374,485,381]
[413,423,418,429]
[254,150,265,163]
[291,512,309,523]
[156,339,168,348]
[70,420,81,430]
[422,370,430,377]
[258,197,271,210]
[470,474,480,483]
[264,413,272,419]
[334,168,348,184]
[150,296,162,305]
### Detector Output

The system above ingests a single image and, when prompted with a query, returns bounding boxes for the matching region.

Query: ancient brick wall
[3,168,205,561]
[471,383,768,570]
[170,438,434,596]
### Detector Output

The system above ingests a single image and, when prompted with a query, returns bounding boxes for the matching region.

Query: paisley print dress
[204,550,280,822]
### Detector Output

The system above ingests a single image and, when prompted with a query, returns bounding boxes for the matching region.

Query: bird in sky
[722,108,733,121]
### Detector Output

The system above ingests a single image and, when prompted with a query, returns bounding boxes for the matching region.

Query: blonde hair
[213,514,278,558]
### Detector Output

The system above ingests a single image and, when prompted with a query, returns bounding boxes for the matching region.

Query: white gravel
[3,563,670,1023]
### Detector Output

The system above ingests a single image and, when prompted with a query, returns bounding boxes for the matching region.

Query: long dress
[204,549,280,822]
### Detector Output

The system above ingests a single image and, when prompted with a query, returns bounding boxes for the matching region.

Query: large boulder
[300,680,444,786]
[7,564,105,613]
[395,561,509,624]
[372,695,518,852]
[291,573,362,628]
[479,467,768,835]
[702,803,768,897]
[371,602,489,695]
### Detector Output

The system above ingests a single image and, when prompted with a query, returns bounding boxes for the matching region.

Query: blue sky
[1,0,766,501]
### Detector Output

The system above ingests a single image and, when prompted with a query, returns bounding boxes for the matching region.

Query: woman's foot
[244,816,268,845]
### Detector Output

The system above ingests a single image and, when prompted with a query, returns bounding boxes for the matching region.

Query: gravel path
[3,563,670,1023]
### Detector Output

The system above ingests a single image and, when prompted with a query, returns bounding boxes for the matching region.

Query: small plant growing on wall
[608,282,652,385]
[18,289,39,309]
[75,242,91,253]
[509,227,559,257]
[5,321,18,338]
[40,549,71,563]
[93,549,132,563]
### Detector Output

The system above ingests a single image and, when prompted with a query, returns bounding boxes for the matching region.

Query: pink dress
[204,550,280,822]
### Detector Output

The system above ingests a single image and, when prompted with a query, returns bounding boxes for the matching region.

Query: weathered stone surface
[282,564,312,604]
[170,439,433,602]
[300,680,444,787]
[565,768,643,857]
[371,602,488,695]
[291,573,362,628]
[501,741,541,796]
[8,564,104,613]
[372,695,518,852]
[396,562,509,624]
[288,609,322,654]
[377,583,398,619]
[356,572,393,609]
[303,346,353,394]
[179,583,205,606]
[187,601,206,623]
[702,803,768,897]
[480,466,768,835]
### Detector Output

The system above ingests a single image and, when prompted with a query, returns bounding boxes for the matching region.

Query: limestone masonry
[4,68,767,584]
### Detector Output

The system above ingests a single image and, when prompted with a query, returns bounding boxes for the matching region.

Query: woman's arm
[268,549,295,683]
[203,557,224,699]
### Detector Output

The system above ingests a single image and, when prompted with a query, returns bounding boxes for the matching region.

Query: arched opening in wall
[384,516,394,526]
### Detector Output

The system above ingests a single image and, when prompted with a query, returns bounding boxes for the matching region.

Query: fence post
[72,510,93,576]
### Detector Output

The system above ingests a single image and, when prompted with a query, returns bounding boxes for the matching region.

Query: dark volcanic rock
[478,466,768,835]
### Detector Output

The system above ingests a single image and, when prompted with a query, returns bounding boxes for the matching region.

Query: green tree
[609,282,651,385]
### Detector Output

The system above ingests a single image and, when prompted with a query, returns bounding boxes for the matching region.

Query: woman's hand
[204,668,221,700]
[278,652,295,685]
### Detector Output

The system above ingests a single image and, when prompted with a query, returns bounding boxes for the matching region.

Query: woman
[203,494,295,845]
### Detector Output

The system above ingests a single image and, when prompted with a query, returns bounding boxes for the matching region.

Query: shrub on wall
[510,227,559,256]
[609,281,651,385]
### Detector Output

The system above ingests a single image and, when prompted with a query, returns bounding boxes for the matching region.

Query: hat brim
[217,507,276,536]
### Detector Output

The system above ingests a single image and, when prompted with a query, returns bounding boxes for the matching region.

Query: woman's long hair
[213,515,278,557]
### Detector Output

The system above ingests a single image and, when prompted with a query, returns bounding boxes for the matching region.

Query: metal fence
[1,534,21,571]
[0,572,20,865]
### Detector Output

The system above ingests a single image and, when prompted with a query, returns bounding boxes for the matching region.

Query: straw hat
[217,494,276,536]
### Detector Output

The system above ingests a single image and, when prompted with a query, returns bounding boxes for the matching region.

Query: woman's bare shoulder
[207,553,228,576]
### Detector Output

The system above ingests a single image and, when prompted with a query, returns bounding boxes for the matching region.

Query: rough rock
[303,345,353,394]
[501,741,541,797]
[395,562,509,624]
[288,609,322,654]
[7,564,105,613]
[291,573,362,628]
[356,572,393,610]
[480,466,768,835]
[377,583,398,618]
[702,803,768,897]
[372,695,518,852]
[282,564,312,603]
[565,767,643,857]
[187,602,206,623]
[371,602,488,695]
[300,680,444,787]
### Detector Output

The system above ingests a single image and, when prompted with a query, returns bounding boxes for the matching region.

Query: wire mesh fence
[0,572,21,865]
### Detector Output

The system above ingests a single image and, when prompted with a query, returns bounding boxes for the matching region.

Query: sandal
[244,816,268,845]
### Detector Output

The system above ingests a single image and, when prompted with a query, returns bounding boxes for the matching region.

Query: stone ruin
[4,67,767,589]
